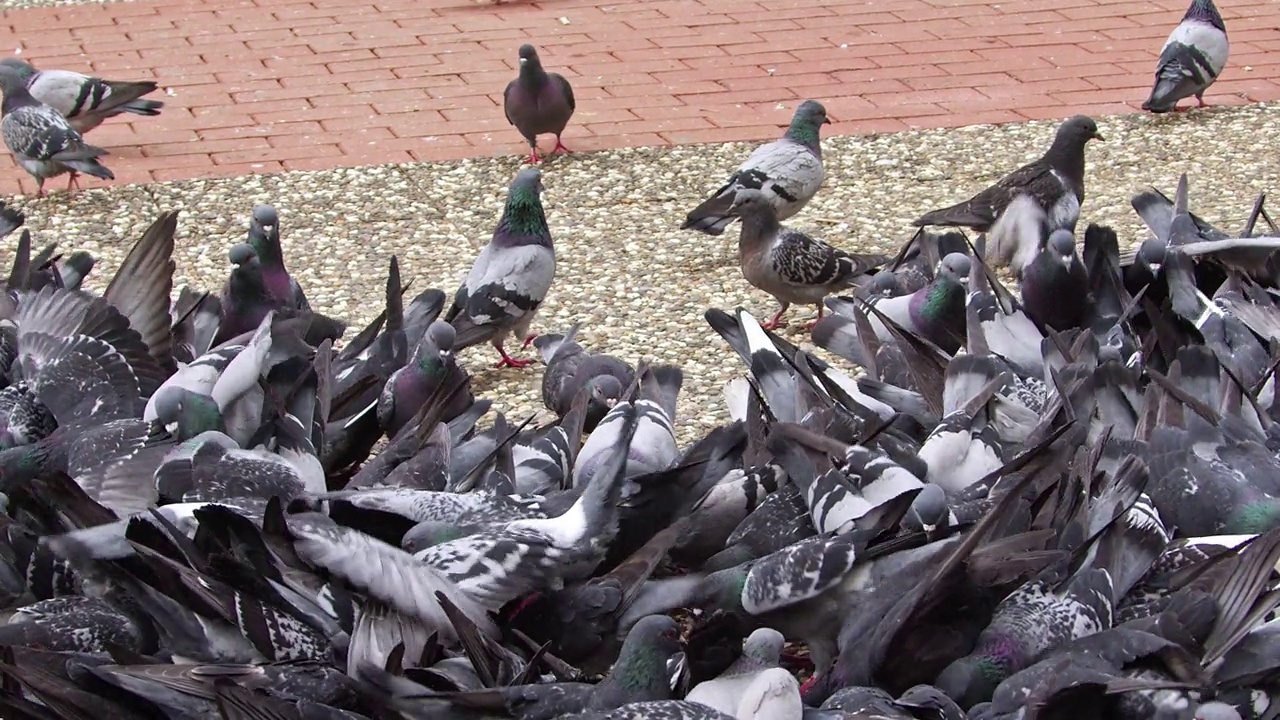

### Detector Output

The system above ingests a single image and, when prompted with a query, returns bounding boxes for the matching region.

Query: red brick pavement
[0,0,1276,195]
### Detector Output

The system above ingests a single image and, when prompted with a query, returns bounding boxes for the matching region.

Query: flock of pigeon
[0,0,1271,719]
[0,0,1233,194]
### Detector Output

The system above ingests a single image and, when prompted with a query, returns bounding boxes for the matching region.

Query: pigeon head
[247,204,285,267]
[1185,0,1226,31]
[727,188,773,217]
[1059,115,1104,143]
[741,627,785,665]
[228,242,258,267]
[497,168,550,244]
[866,270,902,298]
[426,320,456,355]
[784,99,830,149]
[151,387,224,441]
[0,65,29,100]
[604,609,686,696]
[1136,237,1167,274]
[587,374,625,411]
[938,252,971,286]
[0,58,34,81]
[904,482,949,533]
[934,656,1002,710]
[401,520,477,553]
[516,43,542,69]
[1047,229,1077,268]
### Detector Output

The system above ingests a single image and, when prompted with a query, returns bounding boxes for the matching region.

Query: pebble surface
[2,104,1277,444]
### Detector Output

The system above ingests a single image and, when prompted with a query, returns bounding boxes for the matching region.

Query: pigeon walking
[729,188,887,330]
[0,57,163,134]
[0,65,113,196]
[446,168,556,369]
[683,100,830,237]
[1142,0,1229,113]
[912,115,1104,235]
[503,44,576,164]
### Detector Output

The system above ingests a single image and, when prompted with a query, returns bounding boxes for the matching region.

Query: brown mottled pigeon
[503,44,576,164]
[0,65,113,196]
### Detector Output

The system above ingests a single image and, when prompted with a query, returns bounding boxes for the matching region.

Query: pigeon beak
[823,116,832,125]
[519,57,528,66]
[1148,261,1162,275]
[606,397,618,408]
[1092,131,1105,141]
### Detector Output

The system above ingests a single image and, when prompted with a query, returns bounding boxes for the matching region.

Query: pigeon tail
[682,191,736,236]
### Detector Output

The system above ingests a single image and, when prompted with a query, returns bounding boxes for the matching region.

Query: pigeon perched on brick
[912,115,1104,235]
[503,44,576,164]
[1143,0,1229,113]
[729,188,887,330]
[0,65,113,196]
[446,168,556,369]
[0,57,163,135]
[683,100,830,237]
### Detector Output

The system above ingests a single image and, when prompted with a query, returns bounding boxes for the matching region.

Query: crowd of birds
[0,0,1234,194]
[0,0,1271,719]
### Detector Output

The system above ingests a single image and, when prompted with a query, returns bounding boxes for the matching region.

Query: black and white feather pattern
[740,531,858,615]
[0,70,114,187]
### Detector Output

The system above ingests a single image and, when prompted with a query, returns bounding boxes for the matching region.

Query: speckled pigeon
[912,115,1104,235]
[1143,0,1229,112]
[445,168,556,369]
[683,100,830,237]
[729,188,888,330]
[0,65,113,196]
[0,57,163,134]
[503,43,576,164]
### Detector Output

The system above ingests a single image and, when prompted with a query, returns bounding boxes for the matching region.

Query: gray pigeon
[503,44,576,164]
[912,115,1104,235]
[534,324,635,432]
[828,252,971,354]
[0,57,163,134]
[682,100,830,237]
[0,65,113,196]
[729,188,887,330]
[1142,0,1229,113]
[378,320,472,437]
[684,628,786,715]
[445,168,556,369]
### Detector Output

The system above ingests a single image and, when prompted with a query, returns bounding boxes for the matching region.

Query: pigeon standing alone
[0,57,164,135]
[1143,0,1229,113]
[912,115,1104,236]
[729,188,887,330]
[0,65,114,196]
[446,168,556,369]
[503,44,576,164]
[683,100,830,237]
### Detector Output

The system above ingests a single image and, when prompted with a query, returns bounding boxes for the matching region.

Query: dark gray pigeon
[729,188,887,330]
[534,324,635,432]
[1021,229,1091,333]
[244,204,308,312]
[503,43,576,164]
[683,100,830,236]
[0,57,163,134]
[1142,0,1229,113]
[378,319,473,437]
[827,252,971,354]
[912,115,1103,235]
[0,65,113,196]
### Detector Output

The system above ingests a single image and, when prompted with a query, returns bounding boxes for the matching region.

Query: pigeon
[446,168,556,369]
[1142,0,1229,113]
[242,204,308,312]
[1020,228,1091,332]
[378,320,472,437]
[503,43,576,164]
[0,64,114,196]
[826,251,972,354]
[535,325,635,432]
[912,115,1104,235]
[684,627,785,715]
[729,188,887,330]
[682,100,830,237]
[0,57,164,134]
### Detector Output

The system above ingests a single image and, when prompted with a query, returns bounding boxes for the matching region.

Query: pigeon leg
[760,304,790,331]
[494,342,534,369]
[1196,94,1210,108]
[520,333,539,350]
[552,135,572,155]
[527,139,543,165]
[66,171,81,193]
[802,303,826,330]
[34,179,44,198]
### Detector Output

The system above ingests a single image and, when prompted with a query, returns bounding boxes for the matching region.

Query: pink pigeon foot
[521,333,539,350]
[799,675,820,694]
[1196,96,1211,108]
[494,344,534,369]
[760,307,788,331]
[527,148,543,164]
[552,137,572,154]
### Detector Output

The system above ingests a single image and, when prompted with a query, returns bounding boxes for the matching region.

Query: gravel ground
[2,103,1277,446]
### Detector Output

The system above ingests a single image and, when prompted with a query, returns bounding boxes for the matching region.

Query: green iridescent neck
[1224,503,1280,534]
[500,187,548,239]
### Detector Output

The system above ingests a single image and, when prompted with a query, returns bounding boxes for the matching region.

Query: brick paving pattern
[0,0,1276,194]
